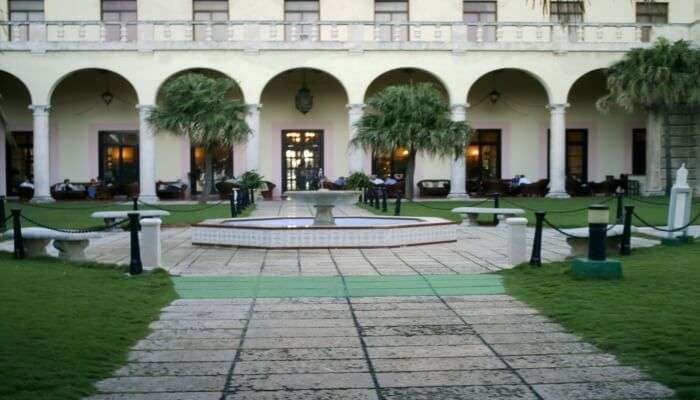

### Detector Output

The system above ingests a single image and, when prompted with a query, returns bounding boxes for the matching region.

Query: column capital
[547,103,570,113]
[347,104,365,117]
[136,104,156,113]
[29,104,51,115]
[451,103,470,111]
[246,103,262,114]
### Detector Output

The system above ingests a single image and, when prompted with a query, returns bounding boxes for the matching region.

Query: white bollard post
[140,218,162,269]
[507,217,528,266]
[666,164,693,240]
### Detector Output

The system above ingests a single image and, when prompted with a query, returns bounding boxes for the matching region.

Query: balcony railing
[0,20,694,52]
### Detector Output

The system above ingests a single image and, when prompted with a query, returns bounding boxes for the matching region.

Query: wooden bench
[91,210,170,229]
[561,225,636,256]
[3,227,100,260]
[452,207,525,226]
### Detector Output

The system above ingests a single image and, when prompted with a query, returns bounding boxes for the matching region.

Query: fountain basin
[192,216,457,248]
[284,190,362,226]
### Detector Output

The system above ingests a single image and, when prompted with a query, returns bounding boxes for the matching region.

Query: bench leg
[24,239,51,258]
[566,238,588,257]
[461,213,479,227]
[53,240,90,260]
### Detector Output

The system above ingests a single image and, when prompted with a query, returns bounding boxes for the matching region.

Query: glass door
[547,129,589,182]
[99,131,139,193]
[5,131,33,196]
[466,129,501,181]
[190,146,233,195]
[282,130,324,192]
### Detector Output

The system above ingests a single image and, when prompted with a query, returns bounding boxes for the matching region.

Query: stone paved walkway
[87,295,674,400]
[4,200,658,276]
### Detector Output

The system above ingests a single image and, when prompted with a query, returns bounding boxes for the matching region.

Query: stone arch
[363,67,451,103]
[466,68,553,105]
[47,68,140,106]
[154,68,246,104]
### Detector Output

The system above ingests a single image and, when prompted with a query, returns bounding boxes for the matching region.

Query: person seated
[19,179,34,189]
[58,179,75,192]
[384,175,398,185]
[334,176,347,187]
[87,179,98,200]
[518,175,532,185]
[370,175,385,185]
[511,175,522,186]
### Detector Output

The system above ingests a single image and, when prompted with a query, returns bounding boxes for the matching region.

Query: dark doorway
[99,131,139,193]
[190,146,233,195]
[282,130,324,192]
[548,129,589,182]
[467,129,502,181]
[372,147,410,179]
[5,131,33,196]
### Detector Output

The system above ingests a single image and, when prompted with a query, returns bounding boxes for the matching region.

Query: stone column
[30,105,53,202]
[0,124,6,197]
[448,103,469,199]
[245,103,262,172]
[137,105,158,202]
[546,103,570,198]
[645,110,664,195]
[347,103,366,173]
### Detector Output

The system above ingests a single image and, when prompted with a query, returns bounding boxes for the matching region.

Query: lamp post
[571,204,623,279]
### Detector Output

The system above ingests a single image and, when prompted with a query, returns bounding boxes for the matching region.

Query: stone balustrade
[0,20,694,52]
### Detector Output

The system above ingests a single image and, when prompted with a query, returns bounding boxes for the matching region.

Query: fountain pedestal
[313,205,336,226]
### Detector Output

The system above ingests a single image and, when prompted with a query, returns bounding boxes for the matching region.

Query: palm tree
[597,38,700,195]
[352,83,471,200]
[148,73,251,203]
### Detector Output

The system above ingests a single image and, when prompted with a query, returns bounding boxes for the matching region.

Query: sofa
[156,181,188,200]
[417,180,450,197]
[50,182,88,201]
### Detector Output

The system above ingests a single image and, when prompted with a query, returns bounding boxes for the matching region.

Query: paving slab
[532,381,675,400]
[379,385,538,400]
[128,350,237,363]
[114,361,231,377]
[96,376,227,393]
[233,359,369,374]
[518,366,647,384]
[228,389,378,400]
[503,354,620,369]
[86,393,221,400]
[377,369,522,387]
[372,356,507,372]
[230,372,375,391]
[367,344,494,359]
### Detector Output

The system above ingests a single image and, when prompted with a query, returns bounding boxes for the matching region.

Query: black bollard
[250,189,255,205]
[381,187,388,212]
[492,193,501,225]
[12,209,24,260]
[374,187,381,210]
[230,192,238,218]
[0,196,6,232]
[394,191,402,216]
[587,205,609,261]
[620,205,634,256]
[529,211,546,267]
[615,189,624,224]
[132,197,139,211]
[128,213,143,275]
[363,188,369,204]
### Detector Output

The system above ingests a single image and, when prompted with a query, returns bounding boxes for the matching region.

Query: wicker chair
[50,182,89,201]
[520,179,550,197]
[215,181,237,200]
[156,181,188,200]
[260,181,276,200]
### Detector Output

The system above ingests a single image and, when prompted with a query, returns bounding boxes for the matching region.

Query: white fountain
[192,189,457,249]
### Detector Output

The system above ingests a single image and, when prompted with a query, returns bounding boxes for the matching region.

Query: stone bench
[561,225,636,256]
[452,207,525,226]
[3,227,100,260]
[91,210,170,229]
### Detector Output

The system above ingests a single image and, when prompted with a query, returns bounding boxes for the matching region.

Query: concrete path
[87,295,674,400]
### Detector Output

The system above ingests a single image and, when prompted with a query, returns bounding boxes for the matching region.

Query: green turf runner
[173,274,505,298]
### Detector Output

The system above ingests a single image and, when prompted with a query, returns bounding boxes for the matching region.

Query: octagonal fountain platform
[192,190,457,249]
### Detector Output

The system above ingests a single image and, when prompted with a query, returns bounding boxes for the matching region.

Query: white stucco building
[0,0,698,201]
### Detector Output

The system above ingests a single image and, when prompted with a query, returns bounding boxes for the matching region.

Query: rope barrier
[14,201,113,211]
[138,200,225,213]
[632,211,700,233]
[405,198,492,211]
[543,217,619,239]
[627,197,670,207]
[19,214,128,234]
[500,196,615,214]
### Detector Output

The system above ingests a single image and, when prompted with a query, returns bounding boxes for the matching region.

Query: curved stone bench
[561,225,637,256]
[91,210,170,228]
[3,227,101,260]
[452,207,525,226]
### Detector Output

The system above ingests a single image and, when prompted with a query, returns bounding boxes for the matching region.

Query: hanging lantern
[295,83,313,114]
[488,89,501,104]
[102,91,115,106]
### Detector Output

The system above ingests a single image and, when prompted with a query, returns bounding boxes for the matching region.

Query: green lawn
[361,196,696,228]
[2,200,254,231]
[0,253,177,400]
[501,243,700,399]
